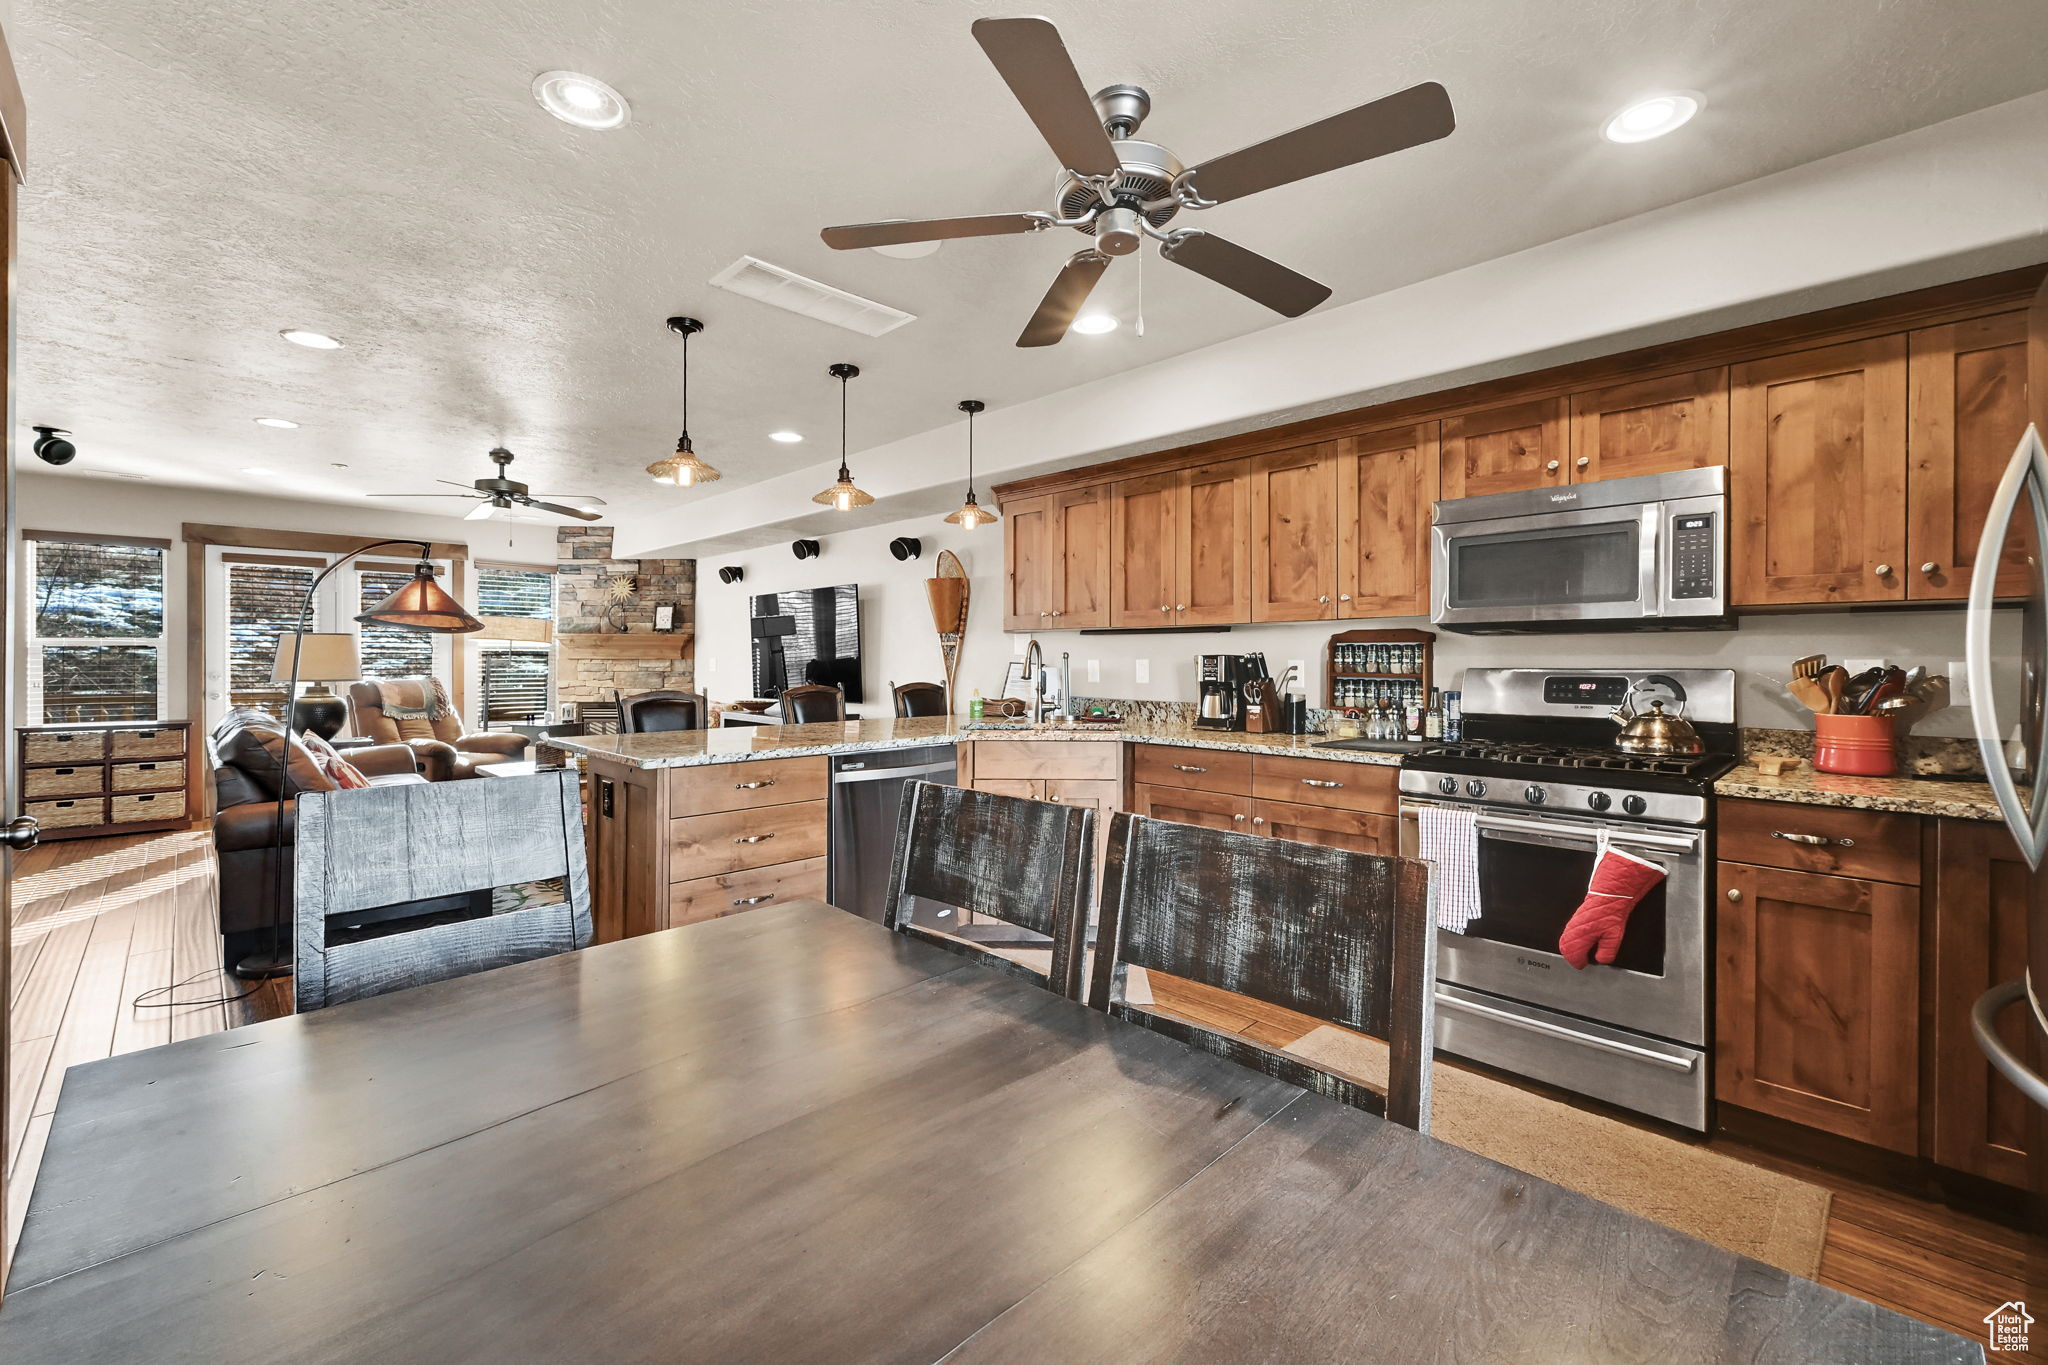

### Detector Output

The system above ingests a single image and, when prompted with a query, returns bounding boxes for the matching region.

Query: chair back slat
[884,780,1095,1000]
[1092,812,1436,1130]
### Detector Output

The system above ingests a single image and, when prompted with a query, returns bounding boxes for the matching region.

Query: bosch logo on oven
[1515,955,1553,971]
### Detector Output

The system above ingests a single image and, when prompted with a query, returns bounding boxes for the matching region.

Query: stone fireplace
[553,526,695,723]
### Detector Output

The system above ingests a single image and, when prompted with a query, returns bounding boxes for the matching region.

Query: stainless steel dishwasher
[829,745,957,922]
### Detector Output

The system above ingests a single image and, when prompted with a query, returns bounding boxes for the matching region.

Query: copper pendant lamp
[356,562,486,633]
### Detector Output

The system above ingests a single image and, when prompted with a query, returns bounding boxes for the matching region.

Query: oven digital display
[1542,676,1632,706]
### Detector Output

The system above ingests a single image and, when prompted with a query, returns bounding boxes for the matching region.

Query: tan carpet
[1283,1024,1831,1277]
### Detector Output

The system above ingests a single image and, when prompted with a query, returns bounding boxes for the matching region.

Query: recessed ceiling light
[769,430,804,444]
[1602,92,1702,143]
[1072,313,1119,335]
[532,71,631,130]
[254,417,299,429]
[242,467,285,478]
[279,328,343,349]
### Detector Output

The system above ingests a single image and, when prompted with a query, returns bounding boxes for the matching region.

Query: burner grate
[1417,741,1725,777]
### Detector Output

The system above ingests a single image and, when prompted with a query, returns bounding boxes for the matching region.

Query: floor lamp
[237,539,484,981]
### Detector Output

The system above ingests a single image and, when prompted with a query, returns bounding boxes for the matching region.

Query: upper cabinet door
[1439,397,1568,500]
[1110,471,1182,627]
[1249,444,1338,621]
[1177,459,1251,625]
[1337,424,1437,619]
[1908,312,2032,601]
[1730,336,1908,606]
[1568,367,1728,482]
[1002,493,1054,631]
[1051,485,1111,628]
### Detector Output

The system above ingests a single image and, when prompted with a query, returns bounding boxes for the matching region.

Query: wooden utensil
[1818,666,1847,715]
[1791,654,1825,681]
[1787,676,1830,713]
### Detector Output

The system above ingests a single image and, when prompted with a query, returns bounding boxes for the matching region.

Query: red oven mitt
[1558,846,1667,969]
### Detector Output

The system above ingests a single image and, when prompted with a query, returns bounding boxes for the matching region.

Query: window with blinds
[358,567,435,679]
[482,649,551,723]
[28,539,168,722]
[477,564,553,618]
[475,563,554,724]
[226,561,317,712]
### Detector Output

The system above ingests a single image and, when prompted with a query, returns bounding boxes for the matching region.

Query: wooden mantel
[556,633,695,661]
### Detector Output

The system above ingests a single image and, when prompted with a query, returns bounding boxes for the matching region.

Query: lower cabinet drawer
[24,731,106,764]
[112,791,185,823]
[1131,744,1253,794]
[1253,799,1396,854]
[112,759,184,792]
[1251,756,1397,814]
[27,797,107,830]
[670,857,828,927]
[1718,798,1920,884]
[23,765,103,799]
[669,800,828,881]
[972,740,1121,782]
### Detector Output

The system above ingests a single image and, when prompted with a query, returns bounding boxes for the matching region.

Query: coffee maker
[1196,653,1252,731]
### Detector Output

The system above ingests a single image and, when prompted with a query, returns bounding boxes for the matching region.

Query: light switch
[1087,659,1100,683]
[1135,659,1150,685]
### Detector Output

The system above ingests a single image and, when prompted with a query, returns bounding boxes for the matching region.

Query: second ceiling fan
[821,16,1455,347]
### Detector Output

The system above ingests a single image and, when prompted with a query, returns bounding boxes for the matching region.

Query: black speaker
[791,539,820,560]
[889,536,922,562]
[717,565,745,585]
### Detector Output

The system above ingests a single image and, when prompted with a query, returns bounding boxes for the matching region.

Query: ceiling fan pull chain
[1136,245,1145,338]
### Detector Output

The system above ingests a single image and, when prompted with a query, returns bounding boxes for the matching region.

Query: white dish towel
[1417,805,1481,934]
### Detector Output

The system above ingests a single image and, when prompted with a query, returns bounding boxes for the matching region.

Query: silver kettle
[1610,696,1706,757]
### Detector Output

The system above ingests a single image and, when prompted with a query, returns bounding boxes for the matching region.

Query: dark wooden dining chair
[884,780,1096,1001]
[891,681,948,718]
[1089,812,1437,1131]
[780,683,846,724]
[615,688,707,733]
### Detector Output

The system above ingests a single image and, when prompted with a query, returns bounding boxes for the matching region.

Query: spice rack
[1324,628,1436,715]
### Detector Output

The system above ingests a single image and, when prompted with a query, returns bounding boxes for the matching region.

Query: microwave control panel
[1669,512,1717,599]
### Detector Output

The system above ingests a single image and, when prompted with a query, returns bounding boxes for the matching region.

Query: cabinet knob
[1232,813,1245,822]
[1159,605,1171,613]
[1318,595,1330,604]
[1546,460,1561,472]
[1575,456,1590,469]
[1039,611,1051,618]
[1919,563,1938,575]
[1874,563,1894,577]
[1050,609,1063,617]
[1252,816,1266,826]
[1176,603,1186,612]
[1726,888,1743,902]
[1339,594,1352,602]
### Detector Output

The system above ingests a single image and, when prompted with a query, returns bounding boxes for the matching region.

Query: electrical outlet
[1086,659,1100,683]
[1135,659,1150,685]
[1286,659,1306,685]
[1949,662,1971,707]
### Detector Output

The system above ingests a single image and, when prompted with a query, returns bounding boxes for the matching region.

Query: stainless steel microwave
[1430,467,1729,632]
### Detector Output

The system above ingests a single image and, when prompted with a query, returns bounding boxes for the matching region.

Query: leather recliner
[345,676,527,780]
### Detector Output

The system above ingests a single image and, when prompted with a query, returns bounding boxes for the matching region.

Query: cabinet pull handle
[1874,563,1894,577]
[733,779,776,789]
[1920,562,1938,575]
[1545,460,1561,472]
[730,894,776,907]
[1301,778,1342,788]
[1771,831,1854,847]
[1726,888,1743,902]
[733,833,776,844]
[1171,764,1208,773]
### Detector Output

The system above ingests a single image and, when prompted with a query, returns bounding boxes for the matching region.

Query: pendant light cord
[679,327,690,442]
[966,405,976,497]
[838,369,850,481]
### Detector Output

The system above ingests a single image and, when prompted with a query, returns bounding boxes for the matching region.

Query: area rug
[1281,1023,1831,1277]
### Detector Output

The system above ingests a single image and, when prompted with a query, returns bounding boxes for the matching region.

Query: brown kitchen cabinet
[1567,367,1729,483]
[1907,311,2032,601]
[1110,460,1249,627]
[1248,442,1339,622]
[1336,424,1438,618]
[1439,396,1568,499]
[1004,486,1112,630]
[1715,855,1921,1154]
[1130,782,1249,831]
[1931,819,2034,1186]
[1250,799,1396,854]
[1002,493,1054,630]
[1729,336,1909,606]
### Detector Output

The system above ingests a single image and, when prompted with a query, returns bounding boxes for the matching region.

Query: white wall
[12,471,557,726]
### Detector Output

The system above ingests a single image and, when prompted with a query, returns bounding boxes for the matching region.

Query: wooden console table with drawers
[16,720,192,840]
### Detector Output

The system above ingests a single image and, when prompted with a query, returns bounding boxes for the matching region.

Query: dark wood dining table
[1,900,1980,1363]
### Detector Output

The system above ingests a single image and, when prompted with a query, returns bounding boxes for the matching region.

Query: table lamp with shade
[271,633,360,740]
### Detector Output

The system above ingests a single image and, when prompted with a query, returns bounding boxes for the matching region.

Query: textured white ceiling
[13,0,2048,522]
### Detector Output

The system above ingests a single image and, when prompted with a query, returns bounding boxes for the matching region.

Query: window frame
[22,534,172,724]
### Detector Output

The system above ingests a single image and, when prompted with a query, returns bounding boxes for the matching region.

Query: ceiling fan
[820,16,1455,347]
[366,447,607,522]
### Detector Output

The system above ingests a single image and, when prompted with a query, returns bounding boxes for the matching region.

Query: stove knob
[1523,785,1547,805]
[1438,776,1458,796]
[1465,779,1487,798]
[1621,794,1647,816]
[1586,791,1612,812]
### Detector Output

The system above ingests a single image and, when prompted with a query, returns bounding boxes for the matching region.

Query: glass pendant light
[943,399,998,530]
[813,363,873,510]
[646,316,722,486]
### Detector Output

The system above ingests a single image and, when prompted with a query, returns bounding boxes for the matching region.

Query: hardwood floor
[7,829,288,1257]
[1149,971,2046,1362]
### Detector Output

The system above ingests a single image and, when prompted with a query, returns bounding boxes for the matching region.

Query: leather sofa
[209,708,422,967]
[345,676,527,780]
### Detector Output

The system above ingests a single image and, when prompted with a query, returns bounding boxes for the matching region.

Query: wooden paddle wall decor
[927,550,968,713]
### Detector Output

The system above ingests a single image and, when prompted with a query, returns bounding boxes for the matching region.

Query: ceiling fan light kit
[819,16,1455,347]
[647,316,723,487]
[814,363,874,510]
[943,399,998,530]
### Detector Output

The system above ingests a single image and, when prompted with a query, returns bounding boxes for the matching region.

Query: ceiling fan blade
[435,479,484,491]
[464,502,498,521]
[1016,251,1111,348]
[1181,81,1454,206]
[971,17,1120,177]
[530,494,608,507]
[1160,231,1331,317]
[520,498,604,522]
[822,214,1047,251]
[363,492,485,500]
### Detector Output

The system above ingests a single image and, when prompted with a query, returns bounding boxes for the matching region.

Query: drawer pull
[733,833,776,845]
[730,894,776,907]
[138,763,158,770]
[733,779,776,790]
[54,767,75,775]
[1300,778,1342,789]
[1170,763,1207,773]
[1771,831,1854,847]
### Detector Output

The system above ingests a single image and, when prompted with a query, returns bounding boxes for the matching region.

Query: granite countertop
[1715,761,2005,822]
[547,716,1411,770]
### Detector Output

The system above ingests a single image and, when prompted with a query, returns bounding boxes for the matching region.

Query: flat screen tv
[750,584,862,704]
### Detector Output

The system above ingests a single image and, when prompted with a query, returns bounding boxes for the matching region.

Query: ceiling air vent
[708,256,915,337]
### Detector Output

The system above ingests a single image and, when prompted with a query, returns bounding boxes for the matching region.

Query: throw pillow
[300,732,373,790]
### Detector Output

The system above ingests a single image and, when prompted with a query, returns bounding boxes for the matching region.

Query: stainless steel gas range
[1391,667,1738,1130]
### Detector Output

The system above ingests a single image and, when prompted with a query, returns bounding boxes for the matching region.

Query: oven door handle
[1436,992,1699,1071]
[1467,811,1700,854]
